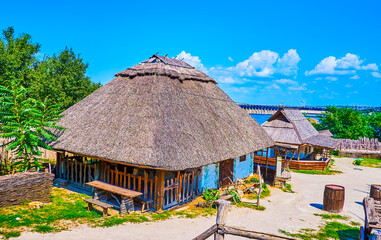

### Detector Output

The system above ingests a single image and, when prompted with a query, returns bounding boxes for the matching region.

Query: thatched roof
[262,108,336,149]
[52,54,274,170]
[318,129,333,137]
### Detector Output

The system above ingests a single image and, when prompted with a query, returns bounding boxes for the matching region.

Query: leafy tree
[32,48,101,108]
[369,112,381,140]
[0,27,101,109]
[0,27,40,87]
[0,80,64,172]
[315,106,375,140]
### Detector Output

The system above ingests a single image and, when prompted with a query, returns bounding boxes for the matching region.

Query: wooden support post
[215,200,231,240]
[176,171,180,202]
[265,148,269,179]
[297,146,300,161]
[154,170,165,211]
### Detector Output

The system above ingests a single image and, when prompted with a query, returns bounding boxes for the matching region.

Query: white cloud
[305,53,377,76]
[325,76,338,81]
[275,79,298,85]
[276,49,301,75]
[228,56,233,62]
[266,83,280,89]
[176,51,208,73]
[345,84,352,88]
[288,83,307,91]
[350,75,360,80]
[230,49,301,78]
[371,72,381,78]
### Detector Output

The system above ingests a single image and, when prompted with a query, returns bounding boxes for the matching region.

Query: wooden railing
[103,163,155,201]
[163,171,198,209]
[193,200,296,240]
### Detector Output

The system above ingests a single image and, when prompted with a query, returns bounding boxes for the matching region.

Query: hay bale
[0,172,54,208]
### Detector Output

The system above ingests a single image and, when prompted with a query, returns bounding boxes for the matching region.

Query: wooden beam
[154,170,165,211]
[265,148,269,179]
[221,226,296,240]
[297,146,300,161]
[192,224,217,240]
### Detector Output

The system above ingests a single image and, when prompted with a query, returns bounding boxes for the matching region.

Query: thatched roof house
[52,54,273,170]
[262,108,336,149]
[52,54,274,211]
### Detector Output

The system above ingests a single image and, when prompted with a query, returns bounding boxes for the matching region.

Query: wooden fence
[193,200,296,240]
[56,155,98,189]
[103,163,155,201]
[254,156,330,171]
[338,137,381,152]
[163,171,198,209]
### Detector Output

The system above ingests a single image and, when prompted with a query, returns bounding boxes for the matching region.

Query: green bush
[202,189,220,201]
[353,159,362,166]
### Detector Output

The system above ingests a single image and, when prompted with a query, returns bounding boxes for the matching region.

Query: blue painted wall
[198,163,219,192]
[233,154,254,181]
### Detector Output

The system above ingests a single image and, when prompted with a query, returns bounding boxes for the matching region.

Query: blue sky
[1,0,380,106]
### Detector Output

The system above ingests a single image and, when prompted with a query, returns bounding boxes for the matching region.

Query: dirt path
[16,157,379,239]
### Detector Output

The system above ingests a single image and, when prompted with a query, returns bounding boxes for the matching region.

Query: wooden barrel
[370,184,381,201]
[323,184,345,212]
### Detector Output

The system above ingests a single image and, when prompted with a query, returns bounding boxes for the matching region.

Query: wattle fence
[337,137,381,159]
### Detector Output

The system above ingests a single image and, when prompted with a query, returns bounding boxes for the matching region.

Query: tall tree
[315,106,374,139]
[0,27,40,87]
[32,48,101,108]
[0,27,101,109]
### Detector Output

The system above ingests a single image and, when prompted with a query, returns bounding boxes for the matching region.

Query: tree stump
[370,184,381,201]
[323,184,345,213]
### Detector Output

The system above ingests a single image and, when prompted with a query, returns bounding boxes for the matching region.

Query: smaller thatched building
[52,54,274,211]
[253,108,337,171]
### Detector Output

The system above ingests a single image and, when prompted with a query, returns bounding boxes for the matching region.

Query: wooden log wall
[103,163,155,201]
[254,156,330,171]
[0,172,54,208]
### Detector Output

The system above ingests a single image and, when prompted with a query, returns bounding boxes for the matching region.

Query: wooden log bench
[84,198,113,217]
[135,197,153,213]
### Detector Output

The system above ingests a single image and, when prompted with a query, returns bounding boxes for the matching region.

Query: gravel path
[16,157,380,240]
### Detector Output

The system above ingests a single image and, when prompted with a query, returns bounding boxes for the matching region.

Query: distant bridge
[238,104,381,117]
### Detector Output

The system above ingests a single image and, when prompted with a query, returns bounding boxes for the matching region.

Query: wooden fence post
[154,170,165,211]
[215,200,230,240]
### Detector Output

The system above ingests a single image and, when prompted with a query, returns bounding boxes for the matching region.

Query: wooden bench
[135,197,153,212]
[84,198,113,217]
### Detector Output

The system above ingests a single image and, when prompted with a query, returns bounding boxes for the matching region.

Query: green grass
[0,230,21,240]
[280,212,359,239]
[0,187,217,238]
[281,183,295,193]
[236,202,266,211]
[352,158,381,168]
[314,213,349,220]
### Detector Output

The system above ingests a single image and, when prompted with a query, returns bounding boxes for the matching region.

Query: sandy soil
[16,157,380,240]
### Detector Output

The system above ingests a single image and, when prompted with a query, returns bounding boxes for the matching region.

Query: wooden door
[219,159,234,187]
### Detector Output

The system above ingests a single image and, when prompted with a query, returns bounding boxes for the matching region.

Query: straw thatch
[51,54,274,171]
[262,108,336,149]
[318,129,333,137]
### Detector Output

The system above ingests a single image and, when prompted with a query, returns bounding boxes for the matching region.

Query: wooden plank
[176,171,180,202]
[115,167,119,186]
[123,167,127,188]
[128,173,131,189]
[191,170,194,199]
[79,162,83,186]
[182,174,186,201]
[86,181,142,198]
[154,170,165,211]
[83,161,87,183]
[133,175,136,190]
[138,176,142,192]
[71,159,74,182]
[221,226,296,240]
[150,179,154,200]
[144,171,148,199]
[187,173,190,200]
[192,224,218,240]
